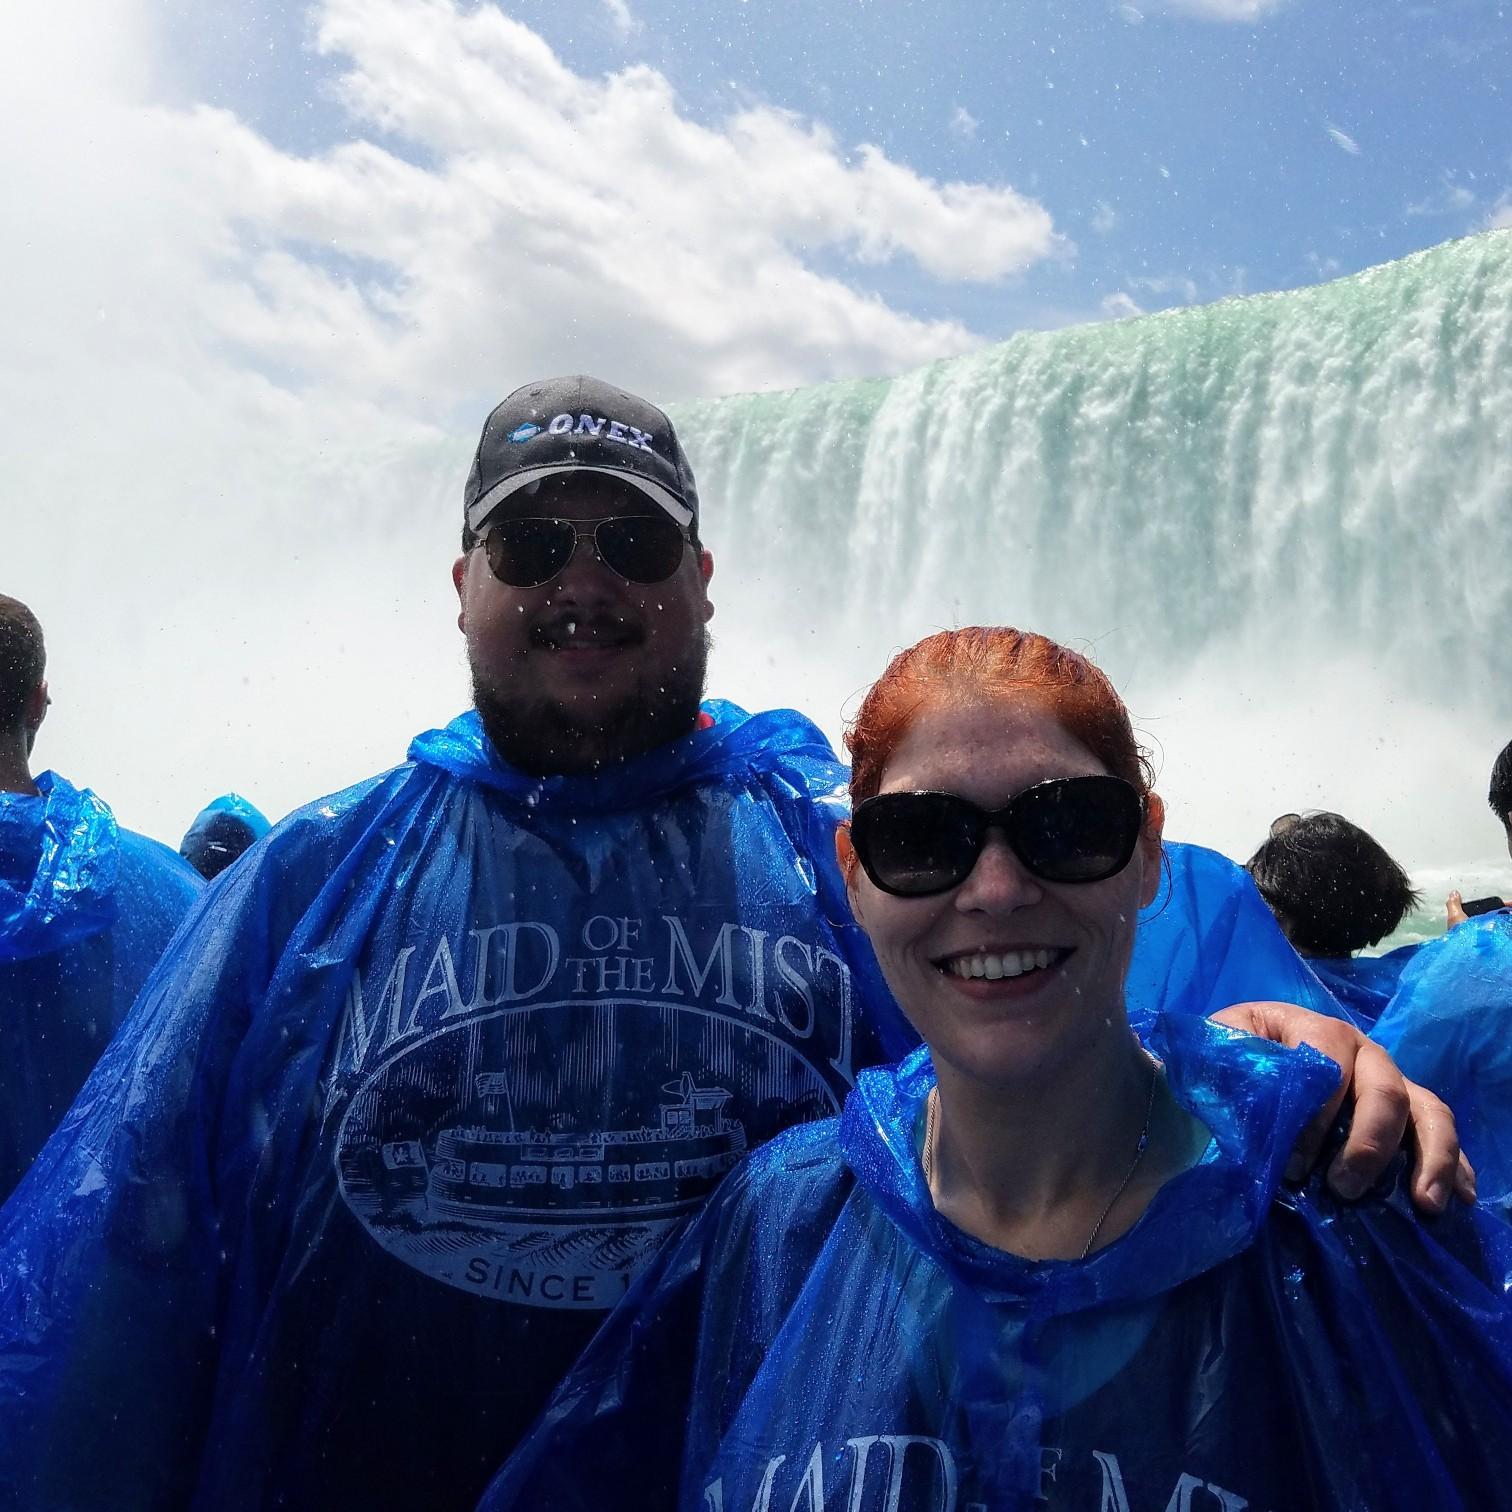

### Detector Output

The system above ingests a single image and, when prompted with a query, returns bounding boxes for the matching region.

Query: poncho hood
[841,1013,1342,1309]
[0,772,119,963]
[181,793,271,847]
[409,701,845,815]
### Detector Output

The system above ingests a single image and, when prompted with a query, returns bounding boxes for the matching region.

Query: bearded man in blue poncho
[0,594,201,1203]
[0,379,1470,1511]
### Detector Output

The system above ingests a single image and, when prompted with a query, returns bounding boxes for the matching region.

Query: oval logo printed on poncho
[335,996,838,1310]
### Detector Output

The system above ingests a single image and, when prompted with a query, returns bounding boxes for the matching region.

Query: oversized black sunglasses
[483,515,688,588]
[849,775,1145,897]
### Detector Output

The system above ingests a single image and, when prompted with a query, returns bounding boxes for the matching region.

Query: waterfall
[74,228,1508,910]
[674,229,1512,889]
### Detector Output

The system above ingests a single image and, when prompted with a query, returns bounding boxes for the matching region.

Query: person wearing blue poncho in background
[1373,909,1512,1211]
[178,793,272,880]
[482,628,1512,1512]
[1244,810,1423,1028]
[1444,735,1512,929]
[0,594,201,1204]
[0,384,1470,1512]
[1371,739,1512,1209]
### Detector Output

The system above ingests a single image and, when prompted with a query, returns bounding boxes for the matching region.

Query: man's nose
[952,830,1044,915]
[548,529,617,597]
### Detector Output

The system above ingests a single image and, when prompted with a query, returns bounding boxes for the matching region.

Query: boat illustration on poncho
[382,1070,747,1222]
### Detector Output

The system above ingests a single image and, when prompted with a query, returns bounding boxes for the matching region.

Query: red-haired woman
[482,628,1512,1512]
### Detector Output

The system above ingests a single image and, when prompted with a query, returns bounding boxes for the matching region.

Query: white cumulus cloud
[0,0,1068,835]
[1100,292,1146,319]
[247,0,1068,397]
[1132,273,1199,303]
[1143,0,1290,19]
[1484,194,1512,231]
[602,0,640,38]
[1405,175,1476,218]
[949,105,978,140]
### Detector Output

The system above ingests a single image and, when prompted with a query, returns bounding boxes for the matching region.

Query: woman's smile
[933,944,1077,1006]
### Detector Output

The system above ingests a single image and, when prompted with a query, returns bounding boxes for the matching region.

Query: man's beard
[471,629,711,777]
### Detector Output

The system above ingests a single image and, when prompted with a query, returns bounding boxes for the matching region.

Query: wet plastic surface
[1372,910,1512,1206]
[0,771,200,1200]
[1310,943,1421,1028]
[0,706,913,1510]
[0,726,1360,1509]
[1126,840,1354,1033]
[482,1016,1512,1512]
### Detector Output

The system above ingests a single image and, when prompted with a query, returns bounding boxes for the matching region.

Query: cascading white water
[675,230,1512,913]
[49,228,1508,934]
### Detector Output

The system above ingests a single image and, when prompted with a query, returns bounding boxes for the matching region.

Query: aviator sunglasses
[483,514,688,588]
[849,774,1145,897]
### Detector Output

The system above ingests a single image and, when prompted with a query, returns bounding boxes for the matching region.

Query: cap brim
[467,464,694,534]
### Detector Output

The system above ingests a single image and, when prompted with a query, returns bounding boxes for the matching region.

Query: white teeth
[565,618,577,638]
[948,949,1061,980]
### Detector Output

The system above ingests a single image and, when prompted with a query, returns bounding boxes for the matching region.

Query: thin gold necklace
[922,1055,1160,1261]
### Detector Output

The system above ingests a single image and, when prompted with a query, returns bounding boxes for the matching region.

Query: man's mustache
[528,610,645,651]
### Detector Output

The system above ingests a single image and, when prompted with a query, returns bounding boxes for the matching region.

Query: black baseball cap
[465,375,700,537]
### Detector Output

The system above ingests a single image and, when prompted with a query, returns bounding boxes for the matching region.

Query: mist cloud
[0,0,1063,840]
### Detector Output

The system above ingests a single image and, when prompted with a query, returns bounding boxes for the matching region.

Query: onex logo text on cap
[465,376,701,537]
[544,414,657,453]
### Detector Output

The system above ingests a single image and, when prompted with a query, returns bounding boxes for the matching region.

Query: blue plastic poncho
[1126,840,1352,1033]
[1308,943,1422,1029]
[0,715,1349,1510]
[1372,911,1512,1207]
[0,771,200,1201]
[178,792,271,879]
[0,704,917,1511]
[482,1016,1512,1512]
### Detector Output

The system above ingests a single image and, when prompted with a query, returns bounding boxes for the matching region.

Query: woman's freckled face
[847,696,1163,1091]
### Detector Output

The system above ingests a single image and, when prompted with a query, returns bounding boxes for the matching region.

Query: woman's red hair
[843,628,1155,874]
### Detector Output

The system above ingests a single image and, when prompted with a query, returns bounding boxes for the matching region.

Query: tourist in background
[1245,809,1421,1026]
[178,793,271,880]
[1374,736,1512,1209]
[0,594,201,1203]
[1445,735,1512,926]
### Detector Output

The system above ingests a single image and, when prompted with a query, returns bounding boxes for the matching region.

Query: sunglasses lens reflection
[855,794,981,896]
[1012,778,1141,883]
[853,777,1142,897]
[484,519,576,587]
[595,516,686,583]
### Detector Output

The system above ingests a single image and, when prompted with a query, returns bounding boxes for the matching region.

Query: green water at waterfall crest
[671,231,1512,905]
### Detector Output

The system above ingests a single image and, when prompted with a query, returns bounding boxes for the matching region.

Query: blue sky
[159,0,1512,343]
